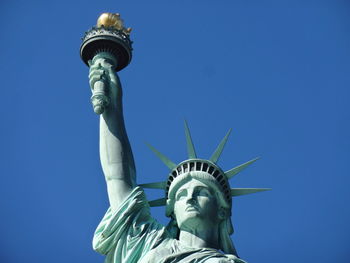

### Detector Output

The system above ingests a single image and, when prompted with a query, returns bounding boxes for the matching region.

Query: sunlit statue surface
[80,13,269,263]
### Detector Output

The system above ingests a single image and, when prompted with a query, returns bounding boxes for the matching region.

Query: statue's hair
[165,171,237,256]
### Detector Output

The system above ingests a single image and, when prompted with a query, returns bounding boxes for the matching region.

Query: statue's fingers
[88,64,103,75]
[88,69,105,80]
[89,62,100,70]
[89,62,103,72]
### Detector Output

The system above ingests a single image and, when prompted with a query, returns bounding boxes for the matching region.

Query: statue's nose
[185,192,196,204]
[186,198,195,206]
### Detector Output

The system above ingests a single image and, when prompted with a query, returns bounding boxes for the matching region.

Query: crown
[140,121,270,208]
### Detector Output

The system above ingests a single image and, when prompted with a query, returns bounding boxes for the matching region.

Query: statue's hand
[88,56,121,113]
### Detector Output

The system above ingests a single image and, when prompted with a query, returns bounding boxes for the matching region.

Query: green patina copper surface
[83,14,270,263]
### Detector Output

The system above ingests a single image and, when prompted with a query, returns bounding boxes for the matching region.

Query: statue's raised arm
[89,55,136,212]
[81,12,136,212]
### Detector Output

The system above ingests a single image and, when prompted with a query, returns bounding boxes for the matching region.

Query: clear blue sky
[1,1,349,262]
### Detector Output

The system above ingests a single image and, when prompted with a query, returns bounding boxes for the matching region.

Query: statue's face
[173,178,220,230]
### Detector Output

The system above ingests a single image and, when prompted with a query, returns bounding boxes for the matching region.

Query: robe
[93,187,240,263]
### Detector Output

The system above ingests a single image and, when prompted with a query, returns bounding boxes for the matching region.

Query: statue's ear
[218,207,227,220]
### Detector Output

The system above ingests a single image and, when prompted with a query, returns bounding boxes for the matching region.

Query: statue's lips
[185,205,199,212]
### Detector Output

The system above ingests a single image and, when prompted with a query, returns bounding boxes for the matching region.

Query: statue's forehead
[175,177,212,192]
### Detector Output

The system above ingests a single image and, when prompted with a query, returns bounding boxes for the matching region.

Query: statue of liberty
[81,13,269,263]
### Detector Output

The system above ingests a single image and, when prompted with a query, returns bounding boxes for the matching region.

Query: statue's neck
[178,226,219,250]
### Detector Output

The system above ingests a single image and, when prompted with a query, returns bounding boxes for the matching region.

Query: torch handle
[91,79,110,115]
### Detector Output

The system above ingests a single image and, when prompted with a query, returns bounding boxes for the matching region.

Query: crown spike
[210,129,232,163]
[139,181,166,189]
[231,188,271,197]
[224,157,260,179]
[148,198,167,207]
[184,120,197,159]
[146,143,177,170]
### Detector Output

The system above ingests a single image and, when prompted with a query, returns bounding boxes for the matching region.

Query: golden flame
[97,13,132,34]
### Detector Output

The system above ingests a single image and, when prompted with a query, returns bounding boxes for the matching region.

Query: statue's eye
[197,188,211,197]
[176,190,187,201]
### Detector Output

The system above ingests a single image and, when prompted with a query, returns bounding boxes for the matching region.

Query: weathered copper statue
[80,13,269,263]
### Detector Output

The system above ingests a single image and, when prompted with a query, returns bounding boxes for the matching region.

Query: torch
[80,13,133,114]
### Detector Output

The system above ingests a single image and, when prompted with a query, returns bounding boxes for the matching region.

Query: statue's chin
[177,215,207,230]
